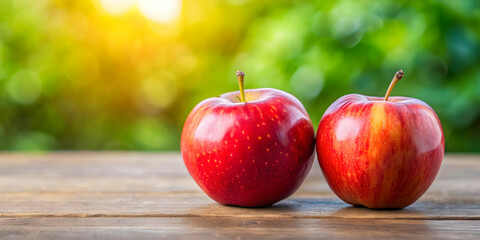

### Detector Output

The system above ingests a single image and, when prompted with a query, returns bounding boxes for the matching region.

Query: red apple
[317,70,444,209]
[181,71,315,207]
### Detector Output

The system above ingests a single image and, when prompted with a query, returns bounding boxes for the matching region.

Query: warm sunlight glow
[99,0,136,15]
[138,0,182,23]
[99,0,182,23]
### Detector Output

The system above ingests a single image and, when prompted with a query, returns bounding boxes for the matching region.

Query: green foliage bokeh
[0,0,479,151]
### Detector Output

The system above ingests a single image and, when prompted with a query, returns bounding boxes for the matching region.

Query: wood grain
[0,152,479,239]
[1,218,479,240]
[0,191,479,220]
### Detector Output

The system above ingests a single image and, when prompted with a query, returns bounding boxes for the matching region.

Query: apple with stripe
[316,70,444,209]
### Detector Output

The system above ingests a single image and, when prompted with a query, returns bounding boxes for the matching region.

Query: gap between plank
[1,213,479,221]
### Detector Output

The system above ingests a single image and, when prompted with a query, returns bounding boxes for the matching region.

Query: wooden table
[0,153,479,239]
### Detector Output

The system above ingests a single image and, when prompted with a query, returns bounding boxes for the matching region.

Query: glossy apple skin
[181,88,315,207]
[317,94,444,209]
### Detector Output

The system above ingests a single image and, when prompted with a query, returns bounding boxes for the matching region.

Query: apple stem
[384,69,404,101]
[236,71,246,102]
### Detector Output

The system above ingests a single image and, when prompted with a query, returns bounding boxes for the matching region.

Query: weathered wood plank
[0,153,479,219]
[0,192,479,219]
[0,153,478,195]
[0,152,479,239]
[1,217,479,240]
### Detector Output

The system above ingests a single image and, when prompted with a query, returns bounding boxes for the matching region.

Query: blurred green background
[0,0,479,152]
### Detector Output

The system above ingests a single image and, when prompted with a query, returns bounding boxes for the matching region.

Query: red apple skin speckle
[316,94,445,209]
[181,88,315,207]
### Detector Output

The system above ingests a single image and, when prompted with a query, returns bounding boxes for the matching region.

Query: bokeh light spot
[138,0,182,23]
[141,72,177,109]
[63,50,99,82]
[12,131,58,151]
[7,69,42,104]
[130,117,179,150]
[290,67,324,100]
